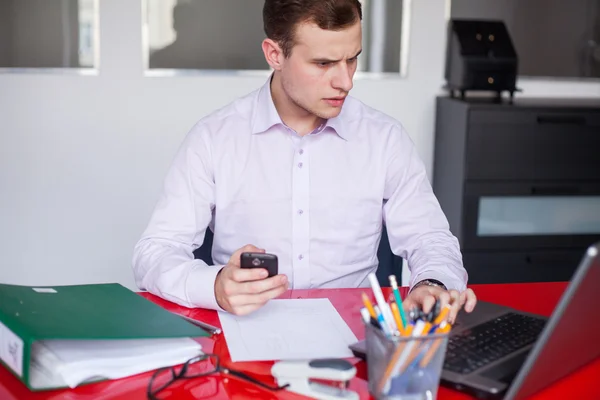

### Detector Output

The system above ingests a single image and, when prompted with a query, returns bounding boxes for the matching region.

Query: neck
[270,72,323,136]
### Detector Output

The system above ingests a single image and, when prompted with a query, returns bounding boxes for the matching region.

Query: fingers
[447,290,461,324]
[458,290,467,310]
[464,289,477,312]
[229,281,289,310]
[404,286,477,325]
[450,290,460,306]
[229,244,265,267]
[227,303,263,316]
[216,251,289,315]
[437,291,451,312]
[421,293,437,314]
[239,274,288,294]
[403,286,433,315]
[231,266,269,282]
[222,271,285,296]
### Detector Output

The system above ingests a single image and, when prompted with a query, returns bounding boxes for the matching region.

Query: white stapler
[271,359,359,400]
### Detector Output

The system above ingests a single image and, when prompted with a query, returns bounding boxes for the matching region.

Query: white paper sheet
[218,299,358,362]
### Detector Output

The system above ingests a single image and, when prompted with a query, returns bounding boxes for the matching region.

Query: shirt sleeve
[382,124,468,291]
[132,123,225,310]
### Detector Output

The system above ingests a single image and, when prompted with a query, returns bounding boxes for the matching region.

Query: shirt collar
[326,107,350,140]
[251,75,352,141]
[250,75,284,135]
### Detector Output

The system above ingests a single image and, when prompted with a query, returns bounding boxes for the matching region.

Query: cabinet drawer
[466,110,600,181]
[461,181,600,251]
[463,250,582,284]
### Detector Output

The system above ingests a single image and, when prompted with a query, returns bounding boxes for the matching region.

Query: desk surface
[1,282,598,400]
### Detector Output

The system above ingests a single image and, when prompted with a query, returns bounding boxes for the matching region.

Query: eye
[317,62,331,68]
[348,57,358,63]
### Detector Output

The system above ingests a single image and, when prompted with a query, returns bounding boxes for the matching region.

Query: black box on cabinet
[444,20,518,99]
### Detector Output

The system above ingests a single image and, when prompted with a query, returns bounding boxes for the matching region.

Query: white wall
[1,0,599,290]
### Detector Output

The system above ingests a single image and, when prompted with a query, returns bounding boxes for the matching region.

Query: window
[144,0,409,75]
[0,0,98,71]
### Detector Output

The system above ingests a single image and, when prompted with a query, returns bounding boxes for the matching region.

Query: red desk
[1,283,598,399]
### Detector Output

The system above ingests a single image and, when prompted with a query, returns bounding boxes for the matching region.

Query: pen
[374,305,391,336]
[368,273,397,334]
[360,307,381,330]
[360,307,371,324]
[389,275,408,329]
[174,313,222,335]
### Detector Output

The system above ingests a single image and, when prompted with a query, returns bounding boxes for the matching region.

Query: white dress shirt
[132,77,468,310]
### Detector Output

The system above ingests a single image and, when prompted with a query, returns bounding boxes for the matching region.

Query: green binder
[0,283,209,391]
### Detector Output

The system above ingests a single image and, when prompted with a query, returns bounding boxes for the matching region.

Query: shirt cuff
[409,272,466,292]
[185,263,226,311]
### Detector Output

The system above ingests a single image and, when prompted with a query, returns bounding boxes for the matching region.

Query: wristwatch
[410,279,447,293]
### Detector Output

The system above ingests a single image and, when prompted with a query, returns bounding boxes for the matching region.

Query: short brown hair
[263,0,362,58]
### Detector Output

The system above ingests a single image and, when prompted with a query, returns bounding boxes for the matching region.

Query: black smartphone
[240,252,278,278]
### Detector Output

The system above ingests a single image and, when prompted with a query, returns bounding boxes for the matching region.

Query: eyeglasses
[146,353,289,400]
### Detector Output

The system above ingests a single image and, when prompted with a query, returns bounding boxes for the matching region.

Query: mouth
[324,97,346,107]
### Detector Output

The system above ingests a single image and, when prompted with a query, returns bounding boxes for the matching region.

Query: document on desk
[218,299,358,362]
[0,282,209,391]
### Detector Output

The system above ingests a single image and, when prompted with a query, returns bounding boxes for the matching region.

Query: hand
[214,244,288,316]
[403,284,477,324]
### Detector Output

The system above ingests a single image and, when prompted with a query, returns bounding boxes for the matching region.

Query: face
[270,20,362,120]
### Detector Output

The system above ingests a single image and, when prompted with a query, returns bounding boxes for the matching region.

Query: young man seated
[133,0,476,322]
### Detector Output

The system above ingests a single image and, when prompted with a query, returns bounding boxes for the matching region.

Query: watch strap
[410,278,447,293]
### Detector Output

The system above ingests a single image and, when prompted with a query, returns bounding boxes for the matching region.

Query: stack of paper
[29,338,202,389]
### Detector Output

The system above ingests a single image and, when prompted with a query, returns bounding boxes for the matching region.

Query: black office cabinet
[433,97,600,283]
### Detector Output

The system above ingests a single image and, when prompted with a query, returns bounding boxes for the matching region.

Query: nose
[331,63,354,93]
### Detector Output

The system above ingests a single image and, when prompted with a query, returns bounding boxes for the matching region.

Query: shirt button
[298,254,304,260]
[299,149,304,155]
[298,162,303,168]
[298,209,304,215]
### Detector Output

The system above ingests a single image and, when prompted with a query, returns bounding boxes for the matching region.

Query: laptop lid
[505,242,600,400]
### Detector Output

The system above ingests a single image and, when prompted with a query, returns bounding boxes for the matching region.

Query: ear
[262,38,284,71]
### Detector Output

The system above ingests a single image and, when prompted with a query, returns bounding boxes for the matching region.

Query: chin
[318,107,343,119]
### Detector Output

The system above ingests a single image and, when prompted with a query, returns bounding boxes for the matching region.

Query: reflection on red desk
[0,283,598,400]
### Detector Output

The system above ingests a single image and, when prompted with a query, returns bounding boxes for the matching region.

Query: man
[133,0,477,323]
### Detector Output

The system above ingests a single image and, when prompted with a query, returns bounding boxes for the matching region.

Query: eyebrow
[312,49,362,64]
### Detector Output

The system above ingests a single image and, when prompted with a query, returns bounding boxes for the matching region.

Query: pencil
[390,302,404,335]
[361,292,377,320]
[433,304,452,326]
[389,275,408,329]
[377,320,426,394]
[368,273,397,333]
[419,321,452,368]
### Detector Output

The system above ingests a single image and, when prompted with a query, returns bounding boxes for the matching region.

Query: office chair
[193,226,403,288]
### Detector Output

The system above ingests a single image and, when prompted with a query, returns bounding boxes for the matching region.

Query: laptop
[349,241,600,399]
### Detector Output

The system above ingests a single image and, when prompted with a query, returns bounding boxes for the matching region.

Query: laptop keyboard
[444,312,547,375]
